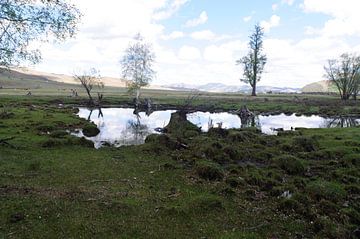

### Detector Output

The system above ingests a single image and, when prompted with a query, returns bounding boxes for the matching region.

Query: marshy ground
[0,93,359,238]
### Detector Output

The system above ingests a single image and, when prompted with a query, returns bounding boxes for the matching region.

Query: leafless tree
[73,68,104,105]
[324,53,360,100]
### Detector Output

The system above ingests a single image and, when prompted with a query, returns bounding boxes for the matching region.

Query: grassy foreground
[0,96,359,238]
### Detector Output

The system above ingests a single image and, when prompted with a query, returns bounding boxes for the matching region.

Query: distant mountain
[302,80,337,93]
[164,82,301,94]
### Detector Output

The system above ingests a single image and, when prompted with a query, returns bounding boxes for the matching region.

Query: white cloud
[282,0,295,5]
[260,15,281,32]
[162,31,185,40]
[243,16,252,22]
[185,11,208,27]
[33,0,360,89]
[261,36,353,87]
[272,4,278,11]
[302,0,360,37]
[153,0,190,20]
[204,40,247,63]
[190,30,216,41]
[178,46,202,60]
[35,0,176,77]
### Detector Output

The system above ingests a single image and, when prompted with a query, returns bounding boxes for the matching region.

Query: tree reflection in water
[324,117,360,128]
[238,114,261,129]
[87,107,104,121]
[121,109,151,145]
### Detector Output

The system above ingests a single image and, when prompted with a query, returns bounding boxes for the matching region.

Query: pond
[74,107,360,148]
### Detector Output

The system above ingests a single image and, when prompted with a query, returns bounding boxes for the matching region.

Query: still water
[75,108,360,148]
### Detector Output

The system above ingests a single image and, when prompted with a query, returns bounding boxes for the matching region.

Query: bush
[208,127,229,138]
[342,154,359,166]
[82,125,100,137]
[145,134,182,150]
[36,124,55,132]
[278,198,300,213]
[306,180,346,202]
[195,161,224,181]
[274,155,305,175]
[292,136,319,152]
[227,130,258,143]
[187,195,224,212]
[41,138,63,148]
[50,130,68,138]
[73,137,95,148]
[225,176,245,188]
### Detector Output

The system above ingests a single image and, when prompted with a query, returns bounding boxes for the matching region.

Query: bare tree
[236,24,267,96]
[73,68,104,105]
[324,53,360,100]
[0,0,81,67]
[120,34,156,107]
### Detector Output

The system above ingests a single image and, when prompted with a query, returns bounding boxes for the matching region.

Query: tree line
[0,0,359,102]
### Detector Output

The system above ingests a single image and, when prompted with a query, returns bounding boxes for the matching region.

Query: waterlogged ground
[76,107,360,148]
[0,102,359,238]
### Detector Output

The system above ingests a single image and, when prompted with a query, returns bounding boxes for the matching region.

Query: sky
[33,0,360,88]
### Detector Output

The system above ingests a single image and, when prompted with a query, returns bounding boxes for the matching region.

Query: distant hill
[0,68,167,90]
[164,82,301,94]
[301,80,337,93]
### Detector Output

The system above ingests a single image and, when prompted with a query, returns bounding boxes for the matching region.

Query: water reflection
[324,117,360,128]
[76,108,360,148]
[77,108,174,148]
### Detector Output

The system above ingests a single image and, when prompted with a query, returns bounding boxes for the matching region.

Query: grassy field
[0,77,360,238]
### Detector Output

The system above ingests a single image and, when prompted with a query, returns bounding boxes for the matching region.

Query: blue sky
[34,0,360,88]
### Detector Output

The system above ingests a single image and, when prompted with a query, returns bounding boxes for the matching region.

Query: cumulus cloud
[162,31,185,40]
[282,0,295,6]
[153,0,190,20]
[178,45,202,60]
[33,0,360,89]
[243,15,252,22]
[185,11,208,27]
[272,4,278,11]
[260,15,281,32]
[190,30,216,41]
[302,0,360,37]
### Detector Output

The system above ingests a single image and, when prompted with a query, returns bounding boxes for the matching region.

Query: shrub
[306,180,346,202]
[73,137,95,148]
[274,155,305,175]
[225,176,245,188]
[82,125,100,137]
[41,138,63,148]
[50,130,68,138]
[145,134,181,150]
[342,154,359,166]
[187,195,224,212]
[278,198,300,213]
[292,136,319,152]
[208,127,229,138]
[36,124,55,132]
[195,161,224,181]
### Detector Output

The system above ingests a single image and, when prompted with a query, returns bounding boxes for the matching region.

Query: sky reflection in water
[76,108,360,148]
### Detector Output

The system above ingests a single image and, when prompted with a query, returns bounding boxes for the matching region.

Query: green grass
[0,94,359,238]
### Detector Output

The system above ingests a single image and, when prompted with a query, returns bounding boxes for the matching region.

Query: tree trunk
[251,82,257,96]
[85,88,93,104]
[135,88,140,107]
